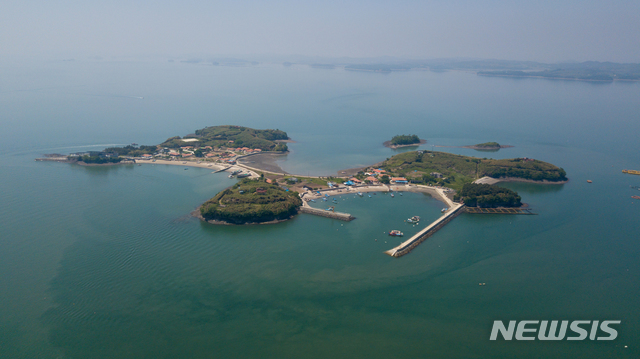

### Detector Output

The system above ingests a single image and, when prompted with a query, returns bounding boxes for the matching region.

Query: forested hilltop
[200,178,302,224]
[161,125,289,151]
[379,150,566,190]
[391,134,420,146]
[454,183,522,208]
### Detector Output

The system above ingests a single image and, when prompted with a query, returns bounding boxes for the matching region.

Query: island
[198,178,302,224]
[53,125,290,166]
[453,183,522,208]
[383,134,427,149]
[461,142,514,151]
[376,150,567,191]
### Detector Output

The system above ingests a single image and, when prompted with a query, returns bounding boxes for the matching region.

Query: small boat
[358,192,363,197]
[441,207,448,213]
[310,199,316,202]
[323,198,327,201]
[368,194,371,198]
[388,230,403,237]
[632,195,640,200]
[390,193,395,198]
[229,174,234,178]
[399,192,403,196]
[184,168,188,170]
[587,180,592,183]
[237,173,250,178]
[406,216,421,223]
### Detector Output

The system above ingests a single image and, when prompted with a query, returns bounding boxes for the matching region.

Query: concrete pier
[385,203,465,257]
[299,201,355,221]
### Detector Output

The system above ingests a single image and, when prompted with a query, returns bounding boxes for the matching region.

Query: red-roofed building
[365,176,378,184]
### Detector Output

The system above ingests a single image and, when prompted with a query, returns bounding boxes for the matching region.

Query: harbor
[385,203,465,257]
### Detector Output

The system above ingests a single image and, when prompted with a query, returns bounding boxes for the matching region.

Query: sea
[0,59,639,359]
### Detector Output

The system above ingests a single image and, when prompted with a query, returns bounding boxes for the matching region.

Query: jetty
[385,202,465,257]
[299,201,355,221]
[465,207,536,215]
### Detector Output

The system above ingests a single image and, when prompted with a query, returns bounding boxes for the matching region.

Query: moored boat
[388,230,403,237]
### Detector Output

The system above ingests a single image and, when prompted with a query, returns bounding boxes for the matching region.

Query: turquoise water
[1,60,639,358]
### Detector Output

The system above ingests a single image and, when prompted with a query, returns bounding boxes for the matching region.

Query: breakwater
[385,203,465,257]
[299,202,355,221]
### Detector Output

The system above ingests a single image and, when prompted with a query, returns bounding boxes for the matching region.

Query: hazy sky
[2,0,639,63]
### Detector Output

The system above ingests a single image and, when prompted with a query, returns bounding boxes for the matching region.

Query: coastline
[190,208,296,225]
[302,183,456,207]
[383,139,427,149]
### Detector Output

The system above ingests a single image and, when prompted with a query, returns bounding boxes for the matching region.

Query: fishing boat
[406,216,421,223]
[390,193,395,198]
[231,169,242,175]
[237,173,250,178]
[441,207,448,213]
[388,230,403,237]
[358,192,363,197]
[322,198,327,201]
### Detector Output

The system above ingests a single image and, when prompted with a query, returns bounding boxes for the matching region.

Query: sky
[1,0,639,63]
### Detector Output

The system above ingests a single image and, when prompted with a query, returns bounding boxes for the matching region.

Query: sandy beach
[237,153,289,174]
[137,159,260,178]
[473,176,568,185]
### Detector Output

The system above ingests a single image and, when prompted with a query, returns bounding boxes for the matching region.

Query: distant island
[462,142,514,151]
[338,59,640,82]
[477,61,640,81]
[383,134,426,149]
[198,178,302,224]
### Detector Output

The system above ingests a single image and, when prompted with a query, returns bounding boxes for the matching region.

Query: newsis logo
[490,320,621,341]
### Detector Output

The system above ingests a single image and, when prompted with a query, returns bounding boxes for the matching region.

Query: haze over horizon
[2,0,639,63]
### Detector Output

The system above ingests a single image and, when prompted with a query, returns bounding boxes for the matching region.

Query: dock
[464,207,537,215]
[385,203,465,258]
[299,201,355,221]
[213,166,232,173]
[622,169,640,176]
